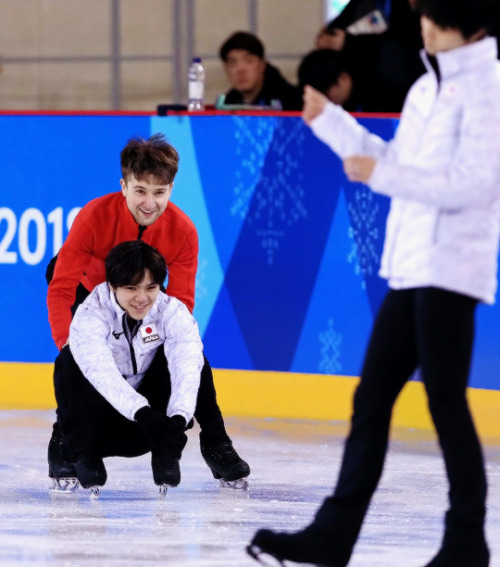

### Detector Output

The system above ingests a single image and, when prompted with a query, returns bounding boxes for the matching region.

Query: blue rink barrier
[0,112,499,392]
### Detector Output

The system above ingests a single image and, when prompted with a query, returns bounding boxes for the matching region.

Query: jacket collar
[421,36,497,80]
[108,285,127,320]
[120,195,156,238]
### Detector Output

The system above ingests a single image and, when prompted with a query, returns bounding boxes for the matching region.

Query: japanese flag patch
[140,323,160,344]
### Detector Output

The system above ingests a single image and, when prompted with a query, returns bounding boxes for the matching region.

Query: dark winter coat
[224,62,303,110]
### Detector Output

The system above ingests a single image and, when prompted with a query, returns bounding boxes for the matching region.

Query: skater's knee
[54,344,79,373]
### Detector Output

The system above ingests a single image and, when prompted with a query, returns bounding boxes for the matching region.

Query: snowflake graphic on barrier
[231,116,277,220]
[238,119,308,265]
[319,319,342,375]
[347,186,380,288]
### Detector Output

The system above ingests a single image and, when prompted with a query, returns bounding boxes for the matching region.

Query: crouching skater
[51,240,204,496]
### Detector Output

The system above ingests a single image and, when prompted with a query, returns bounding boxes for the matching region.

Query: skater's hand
[166,417,188,457]
[135,407,179,452]
[302,86,329,125]
[343,156,377,183]
[170,415,187,431]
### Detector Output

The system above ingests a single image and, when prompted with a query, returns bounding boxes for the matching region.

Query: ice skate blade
[158,484,168,498]
[89,486,100,498]
[247,544,285,566]
[49,477,79,494]
[219,477,249,491]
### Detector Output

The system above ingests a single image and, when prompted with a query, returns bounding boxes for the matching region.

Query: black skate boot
[248,498,366,566]
[423,545,489,567]
[247,525,348,567]
[48,427,78,493]
[423,510,490,567]
[151,453,181,496]
[74,454,107,497]
[200,439,250,490]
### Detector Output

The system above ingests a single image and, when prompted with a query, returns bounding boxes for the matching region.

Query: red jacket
[47,192,198,349]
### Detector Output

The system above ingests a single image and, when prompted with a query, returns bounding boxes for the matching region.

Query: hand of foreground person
[316,27,347,50]
[343,156,377,183]
[302,85,329,125]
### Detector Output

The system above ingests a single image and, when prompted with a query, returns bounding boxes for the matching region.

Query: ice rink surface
[0,410,499,567]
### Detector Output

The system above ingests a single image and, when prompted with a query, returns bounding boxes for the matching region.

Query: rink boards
[1,112,499,437]
[2,362,500,441]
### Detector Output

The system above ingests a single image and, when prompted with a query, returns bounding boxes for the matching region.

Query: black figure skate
[247,526,347,567]
[48,428,79,494]
[151,454,181,497]
[423,542,490,566]
[201,440,250,491]
[74,455,107,498]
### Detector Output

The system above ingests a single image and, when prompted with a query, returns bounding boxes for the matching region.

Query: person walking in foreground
[248,0,500,565]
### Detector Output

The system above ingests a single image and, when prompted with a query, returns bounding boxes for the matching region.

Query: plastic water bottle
[187,57,205,111]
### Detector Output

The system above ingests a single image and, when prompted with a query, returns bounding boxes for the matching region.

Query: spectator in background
[315,0,424,112]
[298,49,359,111]
[218,31,302,111]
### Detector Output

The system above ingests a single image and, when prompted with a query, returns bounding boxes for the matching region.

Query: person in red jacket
[47,133,250,490]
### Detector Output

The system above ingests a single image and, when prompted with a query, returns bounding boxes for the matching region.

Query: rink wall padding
[2,363,500,441]
[1,112,500,436]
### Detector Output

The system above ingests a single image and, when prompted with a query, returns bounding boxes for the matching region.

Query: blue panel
[357,116,399,142]
[347,117,392,313]
[151,116,224,336]
[203,284,254,369]
[0,116,150,363]
[189,115,278,272]
[291,190,374,375]
[342,180,390,315]
[471,303,500,390]
[221,119,343,370]
[1,113,499,394]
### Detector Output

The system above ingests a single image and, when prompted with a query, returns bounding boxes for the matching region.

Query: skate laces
[50,432,65,450]
[53,439,66,456]
[204,441,239,465]
[48,433,72,465]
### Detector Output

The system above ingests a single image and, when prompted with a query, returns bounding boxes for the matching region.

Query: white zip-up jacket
[311,36,500,304]
[69,283,204,423]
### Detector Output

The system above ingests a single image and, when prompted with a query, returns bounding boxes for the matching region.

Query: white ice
[0,410,499,566]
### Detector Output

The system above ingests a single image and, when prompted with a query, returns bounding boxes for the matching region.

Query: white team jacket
[310,36,500,304]
[69,283,204,423]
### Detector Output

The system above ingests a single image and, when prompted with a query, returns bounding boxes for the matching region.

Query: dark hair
[298,49,352,93]
[219,31,265,61]
[105,240,167,288]
[120,133,179,185]
[414,0,500,37]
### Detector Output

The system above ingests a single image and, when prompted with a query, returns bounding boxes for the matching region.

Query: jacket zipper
[122,313,138,374]
[129,344,137,375]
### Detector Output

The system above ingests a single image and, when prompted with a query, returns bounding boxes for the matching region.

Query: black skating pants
[315,287,487,557]
[54,346,190,460]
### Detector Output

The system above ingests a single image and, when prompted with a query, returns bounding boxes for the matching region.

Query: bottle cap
[193,57,201,63]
